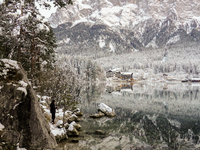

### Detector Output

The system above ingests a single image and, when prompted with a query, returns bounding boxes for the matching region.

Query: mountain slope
[49,0,200,55]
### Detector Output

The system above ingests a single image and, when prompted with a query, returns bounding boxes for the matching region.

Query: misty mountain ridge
[49,0,200,56]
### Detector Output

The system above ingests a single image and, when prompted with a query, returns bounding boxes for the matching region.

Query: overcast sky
[35,1,57,20]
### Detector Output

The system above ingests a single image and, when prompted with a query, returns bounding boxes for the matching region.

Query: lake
[58,82,200,150]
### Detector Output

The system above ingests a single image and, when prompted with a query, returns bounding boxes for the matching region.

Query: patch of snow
[1,59,20,70]
[65,110,73,115]
[109,42,115,52]
[146,37,158,48]
[168,119,181,128]
[49,123,66,136]
[0,85,4,90]
[13,102,22,110]
[72,17,88,27]
[18,80,28,87]
[64,38,70,44]
[146,114,158,126]
[120,89,133,92]
[0,123,4,131]
[99,36,105,48]
[17,87,27,96]
[121,72,133,75]
[56,108,64,117]
[112,92,122,95]
[98,103,112,113]
[17,143,27,150]
[161,56,168,63]
[68,121,77,131]
[56,120,63,127]
[111,68,122,72]
[41,61,47,66]
[42,96,50,100]
[69,114,77,118]
[166,35,180,45]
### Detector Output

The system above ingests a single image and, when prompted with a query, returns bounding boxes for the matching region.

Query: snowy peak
[49,0,200,29]
[50,0,200,56]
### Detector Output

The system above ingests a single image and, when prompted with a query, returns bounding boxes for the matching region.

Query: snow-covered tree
[0,1,57,80]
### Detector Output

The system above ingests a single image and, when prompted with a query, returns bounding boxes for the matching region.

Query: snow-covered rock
[98,103,116,117]
[56,120,63,128]
[67,121,79,136]
[67,114,79,123]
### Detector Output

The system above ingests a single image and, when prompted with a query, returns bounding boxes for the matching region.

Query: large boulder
[67,114,79,123]
[67,121,79,137]
[98,103,116,117]
[0,59,57,149]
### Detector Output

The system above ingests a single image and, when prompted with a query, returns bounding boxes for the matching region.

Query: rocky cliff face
[49,0,200,56]
[0,59,57,149]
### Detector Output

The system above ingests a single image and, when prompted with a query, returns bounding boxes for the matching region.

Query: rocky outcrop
[0,59,57,149]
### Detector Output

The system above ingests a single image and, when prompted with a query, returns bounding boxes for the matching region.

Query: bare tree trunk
[31,32,35,81]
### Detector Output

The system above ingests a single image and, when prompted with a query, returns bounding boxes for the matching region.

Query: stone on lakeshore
[94,130,105,135]
[67,121,79,137]
[74,123,81,131]
[98,103,116,117]
[64,123,69,130]
[90,111,105,118]
[67,114,79,124]
[75,111,83,116]
[55,134,68,143]
[73,108,83,116]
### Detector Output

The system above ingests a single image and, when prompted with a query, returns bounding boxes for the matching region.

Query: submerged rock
[94,130,105,135]
[0,59,57,149]
[90,111,105,118]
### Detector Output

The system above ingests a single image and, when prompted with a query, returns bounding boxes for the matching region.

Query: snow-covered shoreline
[39,96,83,143]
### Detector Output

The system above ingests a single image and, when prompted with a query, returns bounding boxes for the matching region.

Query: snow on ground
[49,123,66,136]
[39,95,77,137]
[0,123,4,131]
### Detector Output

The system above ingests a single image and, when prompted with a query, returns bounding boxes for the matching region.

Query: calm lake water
[59,82,200,150]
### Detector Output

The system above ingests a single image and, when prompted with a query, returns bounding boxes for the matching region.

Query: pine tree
[0,1,57,81]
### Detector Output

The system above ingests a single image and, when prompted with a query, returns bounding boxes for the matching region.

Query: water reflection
[60,82,200,150]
